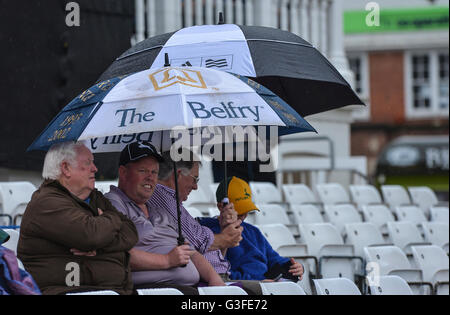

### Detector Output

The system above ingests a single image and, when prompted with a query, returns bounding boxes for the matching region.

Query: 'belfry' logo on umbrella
[149,67,207,91]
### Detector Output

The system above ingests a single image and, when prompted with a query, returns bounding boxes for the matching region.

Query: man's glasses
[187,174,200,184]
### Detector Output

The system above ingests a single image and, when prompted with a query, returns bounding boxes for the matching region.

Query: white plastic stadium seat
[198,286,248,295]
[344,222,389,258]
[368,275,413,295]
[349,185,383,209]
[2,229,20,255]
[259,281,306,295]
[290,204,324,224]
[430,206,449,223]
[184,186,216,215]
[361,204,396,236]
[249,182,283,204]
[313,278,361,295]
[253,204,290,225]
[420,222,449,254]
[323,204,362,237]
[381,185,412,210]
[411,245,449,295]
[0,181,36,224]
[94,180,118,194]
[137,288,184,295]
[394,205,428,226]
[282,184,320,205]
[387,222,431,255]
[408,186,448,217]
[315,183,351,206]
[207,207,220,218]
[67,290,120,295]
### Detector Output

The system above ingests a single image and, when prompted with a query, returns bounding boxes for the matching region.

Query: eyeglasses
[187,174,200,184]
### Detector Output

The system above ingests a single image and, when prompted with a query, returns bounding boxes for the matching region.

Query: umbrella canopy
[98,24,364,117]
[28,66,316,152]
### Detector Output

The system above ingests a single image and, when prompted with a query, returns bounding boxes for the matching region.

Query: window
[406,50,449,118]
[348,53,370,120]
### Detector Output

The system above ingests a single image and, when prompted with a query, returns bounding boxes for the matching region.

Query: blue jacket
[199,218,289,280]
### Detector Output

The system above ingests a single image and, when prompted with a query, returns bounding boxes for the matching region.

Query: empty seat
[420,222,449,254]
[253,204,298,236]
[430,206,449,223]
[394,205,428,226]
[349,185,383,209]
[94,180,118,194]
[297,223,362,281]
[2,229,20,255]
[249,182,282,204]
[323,204,362,237]
[259,281,306,295]
[0,181,36,224]
[387,222,431,255]
[290,204,324,224]
[315,183,351,206]
[408,186,448,217]
[411,245,449,295]
[198,286,248,295]
[313,278,361,295]
[185,207,203,218]
[184,186,216,215]
[363,246,426,294]
[381,185,413,210]
[282,184,320,205]
[368,275,413,295]
[137,288,184,295]
[361,204,396,236]
[344,222,389,258]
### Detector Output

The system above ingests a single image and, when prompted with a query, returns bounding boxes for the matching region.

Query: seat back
[313,278,361,295]
[298,223,345,256]
[249,182,282,204]
[2,229,20,255]
[282,184,318,204]
[0,181,36,220]
[323,204,362,236]
[94,180,117,194]
[257,224,296,249]
[349,185,383,209]
[411,245,449,284]
[361,204,396,234]
[198,286,248,295]
[185,207,203,218]
[408,186,438,214]
[315,183,350,205]
[430,207,449,223]
[368,275,413,295]
[363,246,413,276]
[421,222,449,251]
[253,204,290,225]
[137,288,184,295]
[381,185,411,209]
[344,222,386,258]
[387,222,427,254]
[259,281,306,295]
[394,205,428,225]
[290,204,324,224]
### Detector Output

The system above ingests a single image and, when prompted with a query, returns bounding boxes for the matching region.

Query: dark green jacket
[17,180,138,295]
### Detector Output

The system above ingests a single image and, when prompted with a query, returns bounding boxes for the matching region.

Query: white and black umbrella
[98,23,364,117]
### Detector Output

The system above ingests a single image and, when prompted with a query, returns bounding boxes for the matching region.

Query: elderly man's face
[177,163,199,202]
[66,145,97,199]
[120,157,159,205]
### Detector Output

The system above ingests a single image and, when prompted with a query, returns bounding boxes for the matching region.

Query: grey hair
[158,151,202,181]
[42,141,85,180]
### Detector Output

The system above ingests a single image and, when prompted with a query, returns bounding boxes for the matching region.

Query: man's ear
[60,161,71,178]
[118,165,127,178]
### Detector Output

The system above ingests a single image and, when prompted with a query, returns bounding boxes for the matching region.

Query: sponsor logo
[205,58,228,68]
[188,101,261,122]
[149,67,207,91]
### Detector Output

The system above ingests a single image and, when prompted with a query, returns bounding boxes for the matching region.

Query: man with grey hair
[17,141,138,295]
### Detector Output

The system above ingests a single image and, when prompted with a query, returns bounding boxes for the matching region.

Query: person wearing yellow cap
[199,176,304,282]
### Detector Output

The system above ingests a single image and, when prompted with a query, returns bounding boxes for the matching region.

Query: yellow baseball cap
[215,176,259,215]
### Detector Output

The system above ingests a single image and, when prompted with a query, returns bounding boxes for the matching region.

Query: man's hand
[167,244,195,268]
[219,219,243,248]
[217,202,238,229]
[288,258,304,280]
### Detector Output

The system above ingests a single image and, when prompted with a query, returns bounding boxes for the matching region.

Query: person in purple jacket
[199,176,304,282]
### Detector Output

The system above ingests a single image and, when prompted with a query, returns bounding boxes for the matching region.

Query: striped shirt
[148,184,230,275]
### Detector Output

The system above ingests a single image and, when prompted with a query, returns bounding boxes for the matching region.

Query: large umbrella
[98,23,364,117]
[28,64,316,244]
